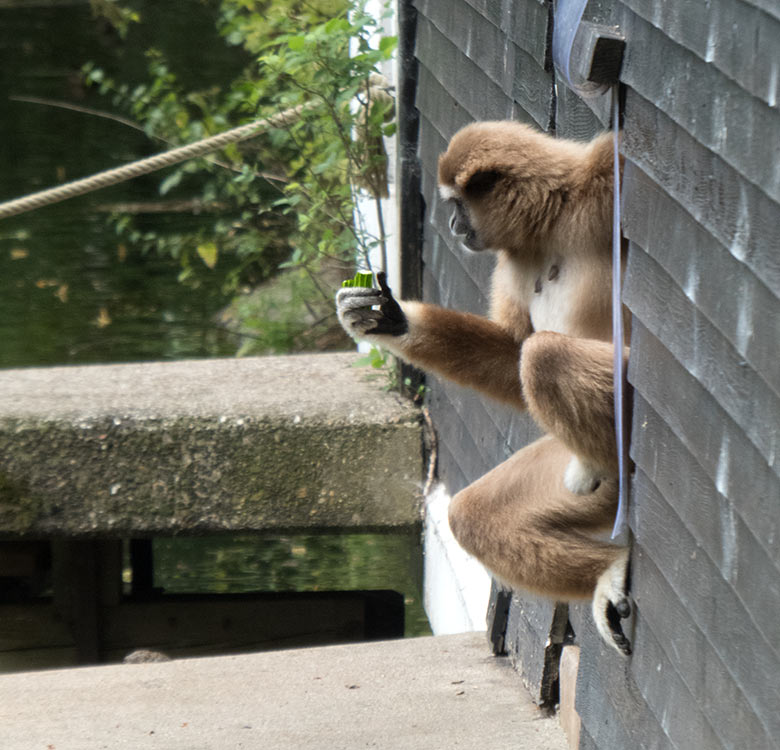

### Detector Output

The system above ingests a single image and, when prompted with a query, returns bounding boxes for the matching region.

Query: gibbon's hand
[336,271,408,338]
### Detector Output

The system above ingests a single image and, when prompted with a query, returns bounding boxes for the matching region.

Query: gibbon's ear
[463,169,501,198]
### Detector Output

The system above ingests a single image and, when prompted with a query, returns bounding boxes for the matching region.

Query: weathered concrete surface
[0,353,422,536]
[0,632,568,750]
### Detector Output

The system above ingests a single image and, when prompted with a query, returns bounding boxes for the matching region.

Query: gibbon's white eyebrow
[438,184,459,201]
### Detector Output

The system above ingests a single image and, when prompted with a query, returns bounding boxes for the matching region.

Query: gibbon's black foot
[335,272,408,339]
[615,598,632,618]
[592,549,632,655]
[606,598,632,656]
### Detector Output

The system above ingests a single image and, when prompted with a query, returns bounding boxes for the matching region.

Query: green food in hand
[341,271,374,288]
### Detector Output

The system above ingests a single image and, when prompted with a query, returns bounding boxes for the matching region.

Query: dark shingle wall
[409,0,780,746]
[615,0,780,747]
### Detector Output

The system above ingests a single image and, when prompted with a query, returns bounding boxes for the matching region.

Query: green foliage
[221,264,352,355]
[83,0,397,354]
[89,0,140,38]
[354,344,389,371]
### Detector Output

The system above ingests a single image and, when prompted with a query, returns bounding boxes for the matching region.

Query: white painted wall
[352,2,399,354]
[353,1,399,289]
[423,484,493,634]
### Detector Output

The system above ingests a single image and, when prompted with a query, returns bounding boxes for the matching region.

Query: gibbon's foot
[592,549,632,655]
[564,456,602,495]
[335,272,408,338]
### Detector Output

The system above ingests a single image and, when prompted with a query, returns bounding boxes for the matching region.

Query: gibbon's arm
[336,273,527,410]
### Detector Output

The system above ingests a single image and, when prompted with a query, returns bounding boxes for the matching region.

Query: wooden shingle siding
[629,330,780,566]
[618,0,780,740]
[505,594,566,707]
[630,475,778,748]
[416,2,554,127]
[617,6,780,742]
[617,6,780,202]
[407,0,779,746]
[631,399,780,635]
[416,18,541,124]
[576,617,707,750]
[629,552,744,750]
[625,250,780,469]
[622,163,780,396]
[619,0,780,106]
[622,91,780,296]
[554,82,610,138]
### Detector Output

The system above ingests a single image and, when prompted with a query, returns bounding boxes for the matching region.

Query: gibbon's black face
[447,197,485,252]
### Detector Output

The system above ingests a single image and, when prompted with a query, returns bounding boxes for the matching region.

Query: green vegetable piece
[341,271,374,288]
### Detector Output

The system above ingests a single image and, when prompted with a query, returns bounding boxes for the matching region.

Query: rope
[0,104,305,220]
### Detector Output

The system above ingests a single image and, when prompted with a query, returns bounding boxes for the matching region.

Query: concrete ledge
[0,633,568,749]
[0,353,423,536]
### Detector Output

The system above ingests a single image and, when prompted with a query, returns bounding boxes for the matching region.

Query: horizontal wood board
[619,0,780,105]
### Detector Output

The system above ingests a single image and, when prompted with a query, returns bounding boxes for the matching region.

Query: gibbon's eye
[464,170,501,198]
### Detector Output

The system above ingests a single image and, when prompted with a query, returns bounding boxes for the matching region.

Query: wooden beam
[569,22,625,87]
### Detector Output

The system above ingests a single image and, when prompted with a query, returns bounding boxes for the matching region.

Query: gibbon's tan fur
[336,121,632,652]
[448,436,620,599]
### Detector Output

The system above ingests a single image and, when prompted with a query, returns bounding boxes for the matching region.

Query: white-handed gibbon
[336,121,632,655]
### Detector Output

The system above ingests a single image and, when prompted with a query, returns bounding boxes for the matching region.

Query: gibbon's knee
[520,331,617,472]
[449,480,622,600]
[447,485,481,559]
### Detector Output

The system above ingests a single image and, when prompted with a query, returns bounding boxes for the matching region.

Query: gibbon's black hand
[335,272,408,339]
[372,272,408,336]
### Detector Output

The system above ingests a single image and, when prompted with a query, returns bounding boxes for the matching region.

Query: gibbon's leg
[448,435,632,655]
[520,331,629,495]
[336,273,527,410]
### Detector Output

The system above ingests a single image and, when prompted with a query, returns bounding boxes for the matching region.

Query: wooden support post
[129,539,154,598]
[52,539,123,665]
[52,540,100,664]
[559,645,582,750]
[486,582,511,655]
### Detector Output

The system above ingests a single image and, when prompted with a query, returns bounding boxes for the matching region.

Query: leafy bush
[85,0,396,353]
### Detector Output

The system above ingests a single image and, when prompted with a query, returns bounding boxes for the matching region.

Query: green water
[0,1,246,367]
[0,1,430,637]
[153,533,429,637]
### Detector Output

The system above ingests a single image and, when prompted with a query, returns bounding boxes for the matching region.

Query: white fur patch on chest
[529,272,574,334]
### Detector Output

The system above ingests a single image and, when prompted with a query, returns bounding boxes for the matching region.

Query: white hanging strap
[610,85,628,539]
[553,0,588,92]
[552,0,628,538]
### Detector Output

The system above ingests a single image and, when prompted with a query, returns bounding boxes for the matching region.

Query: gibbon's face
[438,120,573,257]
[438,128,513,254]
[439,170,503,254]
[445,194,485,253]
